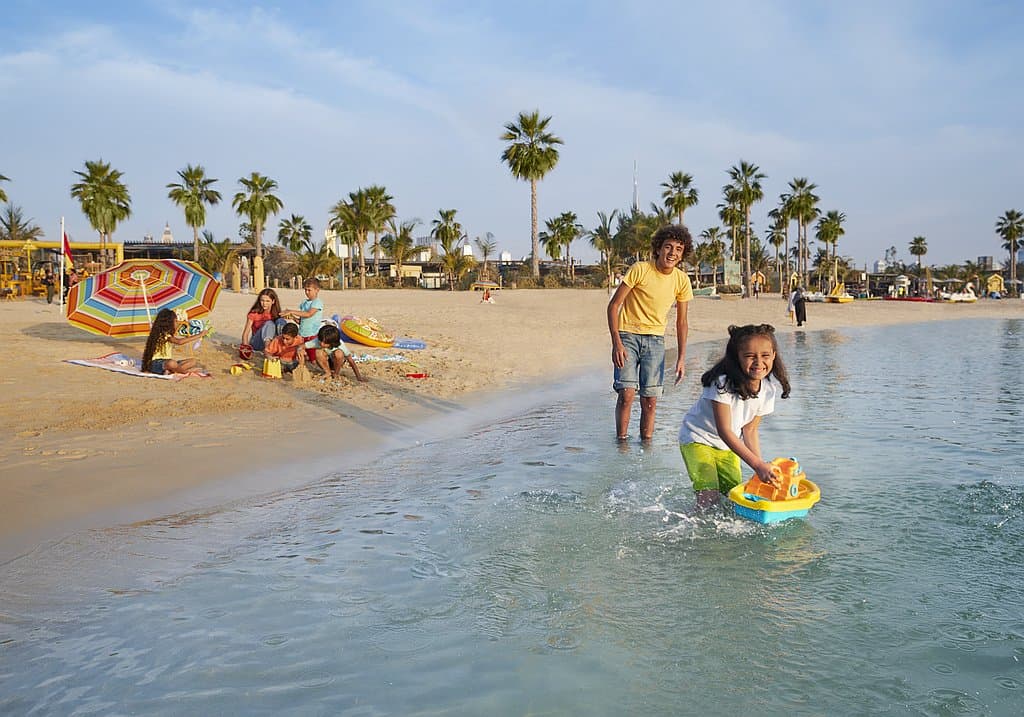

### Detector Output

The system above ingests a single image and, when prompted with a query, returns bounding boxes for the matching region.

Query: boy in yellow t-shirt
[606,224,694,442]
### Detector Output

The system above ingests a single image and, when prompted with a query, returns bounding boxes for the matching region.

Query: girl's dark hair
[248,288,281,319]
[318,324,341,347]
[142,308,177,373]
[701,324,791,399]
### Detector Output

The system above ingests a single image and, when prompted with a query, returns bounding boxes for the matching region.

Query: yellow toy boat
[728,457,820,524]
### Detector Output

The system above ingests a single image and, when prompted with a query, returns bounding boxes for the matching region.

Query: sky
[2,0,1022,268]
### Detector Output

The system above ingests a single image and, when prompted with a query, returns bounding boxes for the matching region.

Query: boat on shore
[939,284,978,303]
[825,282,854,303]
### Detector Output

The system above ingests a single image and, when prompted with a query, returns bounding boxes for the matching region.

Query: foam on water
[1,318,1023,716]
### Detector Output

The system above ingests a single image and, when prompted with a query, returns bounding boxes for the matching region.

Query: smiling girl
[678,324,791,510]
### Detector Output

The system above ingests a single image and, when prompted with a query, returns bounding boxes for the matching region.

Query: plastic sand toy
[728,457,820,524]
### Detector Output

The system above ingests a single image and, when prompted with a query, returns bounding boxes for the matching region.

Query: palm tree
[727,160,766,296]
[365,185,395,277]
[382,219,426,287]
[717,185,743,261]
[786,178,819,286]
[474,232,497,281]
[500,109,563,278]
[661,171,699,226]
[166,165,221,262]
[539,222,563,264]
[544,210,582,280]
[0,173,9,204]
[816,210,847,287]
[231,172,283,262]
[765,219,785,291]
[431,209,465,289]
[908,236,928,274]
[329,189,373,289]
[700,226,726,286]
[0,204,44,242]
[293,240,341,281]
[70,159,131,265]
[995,209,1024,296]
[278,214,312,253]
[197,229,240,278]
[772,196,794,287]
[588,210,619,290]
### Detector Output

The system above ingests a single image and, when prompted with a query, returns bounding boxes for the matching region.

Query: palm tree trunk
[530,180,539,278]
[744,208,752,298]
[358,238,366,290]
[193,226,200,262]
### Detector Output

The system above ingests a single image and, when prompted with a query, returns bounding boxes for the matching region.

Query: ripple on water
[369,623,438,655]
[516,489,585,514]
[993,675,1020,690]
[916,687,986,715]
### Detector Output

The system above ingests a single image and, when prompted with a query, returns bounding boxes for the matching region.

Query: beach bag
[262,357,282,379]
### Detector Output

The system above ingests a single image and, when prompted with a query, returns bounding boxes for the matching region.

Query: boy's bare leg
[315,350,331,374]
[639,396,657,441]
[615,388,635,439]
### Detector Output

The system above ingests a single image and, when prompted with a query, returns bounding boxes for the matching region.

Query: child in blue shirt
[283,277,324,362]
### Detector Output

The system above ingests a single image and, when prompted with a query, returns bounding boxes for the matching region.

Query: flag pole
[59,217,65,315]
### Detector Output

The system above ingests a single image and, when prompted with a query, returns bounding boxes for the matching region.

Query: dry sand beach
[2,288,1021,561]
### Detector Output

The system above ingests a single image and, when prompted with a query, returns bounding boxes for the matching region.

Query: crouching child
[311,324,367,382]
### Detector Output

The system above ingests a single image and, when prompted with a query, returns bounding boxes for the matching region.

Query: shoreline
[2,290,1021,563]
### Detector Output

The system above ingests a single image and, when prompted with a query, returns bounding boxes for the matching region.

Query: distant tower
[632,161,639,213]
[160,222,174,244]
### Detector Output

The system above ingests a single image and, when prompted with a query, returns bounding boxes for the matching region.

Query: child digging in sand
[312,324,367,382]
[265,321,306,373]
[142,308,210,376]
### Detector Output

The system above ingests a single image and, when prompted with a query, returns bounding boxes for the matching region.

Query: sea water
[1,319,1022,716]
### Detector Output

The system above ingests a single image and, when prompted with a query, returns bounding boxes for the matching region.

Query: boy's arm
[283,306,318,319]
[712,402,774,482]
[673,300,689,385]
[606,283,632,368]
[345,354,367,382]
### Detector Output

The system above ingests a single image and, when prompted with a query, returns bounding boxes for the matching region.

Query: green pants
[680,442,742,494]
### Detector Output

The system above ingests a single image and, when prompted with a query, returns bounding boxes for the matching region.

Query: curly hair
[650,224,693,259]
[142,308,177,373]
[247,288,281,319]
[701,324,791,400]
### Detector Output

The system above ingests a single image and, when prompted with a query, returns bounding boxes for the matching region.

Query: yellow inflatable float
[340,316,395,348]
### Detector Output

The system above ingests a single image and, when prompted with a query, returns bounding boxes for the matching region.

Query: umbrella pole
[141,281,152,326]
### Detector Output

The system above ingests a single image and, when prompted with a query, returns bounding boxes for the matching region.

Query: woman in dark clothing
[793,287,807,327]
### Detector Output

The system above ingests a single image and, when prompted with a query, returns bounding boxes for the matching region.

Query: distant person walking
[791,287,807,327]
[607,224,694,442]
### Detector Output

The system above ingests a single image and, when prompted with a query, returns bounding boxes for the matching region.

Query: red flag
[63,232,74,269]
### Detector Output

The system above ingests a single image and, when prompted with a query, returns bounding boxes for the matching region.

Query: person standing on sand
[607,224,694,442]
[792,287,807,327]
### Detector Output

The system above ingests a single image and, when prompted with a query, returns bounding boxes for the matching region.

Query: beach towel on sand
[66,352,209,380]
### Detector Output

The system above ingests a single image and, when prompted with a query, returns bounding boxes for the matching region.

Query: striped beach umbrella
[66,259,221,337]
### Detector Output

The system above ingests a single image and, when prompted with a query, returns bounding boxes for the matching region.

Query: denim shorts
[148,359,167,375]
[613,331,665,397]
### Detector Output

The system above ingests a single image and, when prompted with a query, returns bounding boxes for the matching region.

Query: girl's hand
[755,461,780,485]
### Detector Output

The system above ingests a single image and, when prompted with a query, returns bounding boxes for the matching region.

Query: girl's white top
[678,375,779,450]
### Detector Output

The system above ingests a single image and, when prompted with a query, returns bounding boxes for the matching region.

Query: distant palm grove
[0,110,1020,296]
